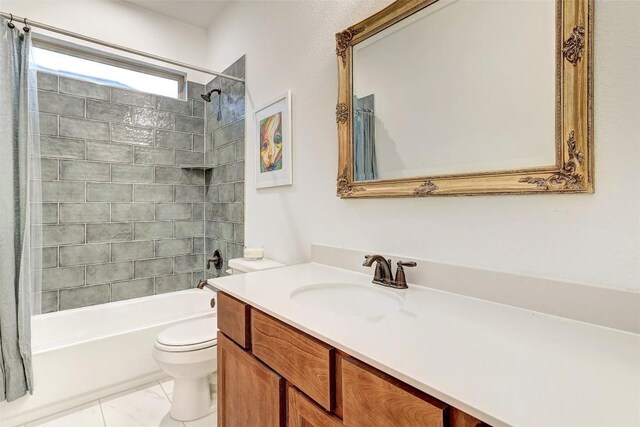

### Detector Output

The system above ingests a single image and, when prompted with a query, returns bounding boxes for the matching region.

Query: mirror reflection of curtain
[0,17,42,402]
[353,95,377,181]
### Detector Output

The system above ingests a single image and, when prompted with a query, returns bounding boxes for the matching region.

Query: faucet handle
[394,260,417,289]
[398,261,417,268]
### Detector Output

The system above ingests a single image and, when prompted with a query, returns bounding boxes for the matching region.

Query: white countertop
[210,263,640,427]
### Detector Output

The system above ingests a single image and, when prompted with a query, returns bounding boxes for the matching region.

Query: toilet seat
[155,317,217,353]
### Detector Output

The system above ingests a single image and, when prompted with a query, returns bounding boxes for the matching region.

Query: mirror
[336,0,593,197]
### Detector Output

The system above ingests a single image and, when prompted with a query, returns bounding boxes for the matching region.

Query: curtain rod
[0,12,245,83]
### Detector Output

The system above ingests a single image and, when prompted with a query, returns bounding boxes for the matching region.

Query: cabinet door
[342,357,447,427]
[288,386,344,427]
[218,332,285,427]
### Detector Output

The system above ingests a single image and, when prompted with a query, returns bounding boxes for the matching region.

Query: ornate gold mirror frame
[336,0,593,198]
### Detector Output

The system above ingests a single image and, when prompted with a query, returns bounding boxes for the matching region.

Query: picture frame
[254,91,292,189]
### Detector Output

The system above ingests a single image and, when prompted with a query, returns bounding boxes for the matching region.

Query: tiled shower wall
[36,72,209,312]
[205,56,246,278]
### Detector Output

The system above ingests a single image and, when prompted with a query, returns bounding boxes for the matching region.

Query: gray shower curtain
[354,107,378,181]
[0,17,42,402]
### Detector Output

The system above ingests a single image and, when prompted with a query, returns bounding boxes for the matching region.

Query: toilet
[153,257,284,422]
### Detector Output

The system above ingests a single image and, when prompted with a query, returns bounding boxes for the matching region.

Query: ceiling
[124,0,231,29]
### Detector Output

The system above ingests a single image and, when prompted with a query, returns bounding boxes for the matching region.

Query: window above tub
[32,35,186,99]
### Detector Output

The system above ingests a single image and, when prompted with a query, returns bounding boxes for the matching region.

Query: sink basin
[290,283,403,319]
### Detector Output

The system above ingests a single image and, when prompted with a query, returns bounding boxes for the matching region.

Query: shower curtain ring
[23,18,30,32]
[7,14,15,29]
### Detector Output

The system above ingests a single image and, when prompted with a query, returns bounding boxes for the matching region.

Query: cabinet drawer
[288,385,344,427]
[342,357,447,427]
[251,309,334,410]
[218,292,251,348]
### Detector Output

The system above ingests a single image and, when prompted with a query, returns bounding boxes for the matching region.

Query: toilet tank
[227,258,285,275]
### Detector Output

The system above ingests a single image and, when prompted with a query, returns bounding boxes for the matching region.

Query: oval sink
[290,283,403,319]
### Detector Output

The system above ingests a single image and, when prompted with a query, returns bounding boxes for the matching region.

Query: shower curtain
[353,106,378,181]
[0,17,42,402]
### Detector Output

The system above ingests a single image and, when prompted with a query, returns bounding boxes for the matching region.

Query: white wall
[205,0,640,292]
[0,0,210,83]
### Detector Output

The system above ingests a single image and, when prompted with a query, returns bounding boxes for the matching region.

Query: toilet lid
[156,317,217,352]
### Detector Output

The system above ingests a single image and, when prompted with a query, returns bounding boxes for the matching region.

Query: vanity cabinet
[217,292,489,427]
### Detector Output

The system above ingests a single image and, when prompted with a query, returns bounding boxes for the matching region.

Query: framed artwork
[255,91,292,188]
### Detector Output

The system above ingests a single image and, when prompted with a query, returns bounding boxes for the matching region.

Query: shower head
[201,88,221,102]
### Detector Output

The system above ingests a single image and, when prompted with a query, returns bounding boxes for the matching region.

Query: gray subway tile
[60,77,110,100]
[111,124,153,145]
[133,184,173,202]
[40,158,59,180]
[228,203,244,222]
[206,184,219,203]
[156,96,191,116]
[60,117,110,141]
[38,91,85,118]
[234,140,244,160]
[87,262,133,285]
[218,183,235,202]
[175,115,204,134]
[60,203,110,223]
[156,203,192,220]
[39,113,58,136]
[111,164,154,183]
[59,284,110,310]
[174,254,204,273]
[112,240,154,262]
[218,222,234,241]
[111,203,154,221]
[131,108,174,129]
[227,242,244,260]
[37,72,58,92]
[193,134,204,152]
[86,183,132,202]
[60,160,110,182]
[205,221,218,238]
[42,181,85,202]
[192,203,205,220]
[175,186,205,202]
[227,161,244,182]
[42,266,85,291]
[155,273,192,294]
[42,224,85,246]
[41,136,85,160]
[155,167,193,185]
[41,203,59,224]
[175,150,203,166]
[39,247,58,269]
[134,146,174,166]
[235,182,244,202]
[155,238,192,257]
[86,99,131,122]
[234,223,244,244]
[134,257,172,278]
[155,130,191,150]
[87,141,132,163]
[111,88,155,108]
[193,237,205,254]
[87,223,132,243]
[111,278,154,301]
[187,82,205,100]
[174,220,204,237]
[41,291,59,313]
[193,100,204,118]
[134,221,173,240]
[59,244,110,266]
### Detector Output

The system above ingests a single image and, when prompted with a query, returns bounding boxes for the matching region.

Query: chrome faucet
[363,255,416,289]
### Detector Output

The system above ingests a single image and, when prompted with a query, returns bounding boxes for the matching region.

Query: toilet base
[170,376,214,422]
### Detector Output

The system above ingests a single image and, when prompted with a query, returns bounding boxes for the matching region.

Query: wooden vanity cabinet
[217,332,285,426]
[217,292,488,427]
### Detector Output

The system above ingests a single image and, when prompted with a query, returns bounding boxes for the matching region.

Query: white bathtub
[0,289,217,427]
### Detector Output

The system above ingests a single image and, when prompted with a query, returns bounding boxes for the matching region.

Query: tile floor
[21,379,216,427]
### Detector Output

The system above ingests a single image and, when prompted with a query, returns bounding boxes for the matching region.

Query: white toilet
[153,257,284,422]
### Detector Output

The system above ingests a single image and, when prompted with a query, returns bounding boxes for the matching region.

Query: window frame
[32,34,187,100]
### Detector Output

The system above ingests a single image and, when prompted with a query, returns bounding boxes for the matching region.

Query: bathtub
[0,289,216,427]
